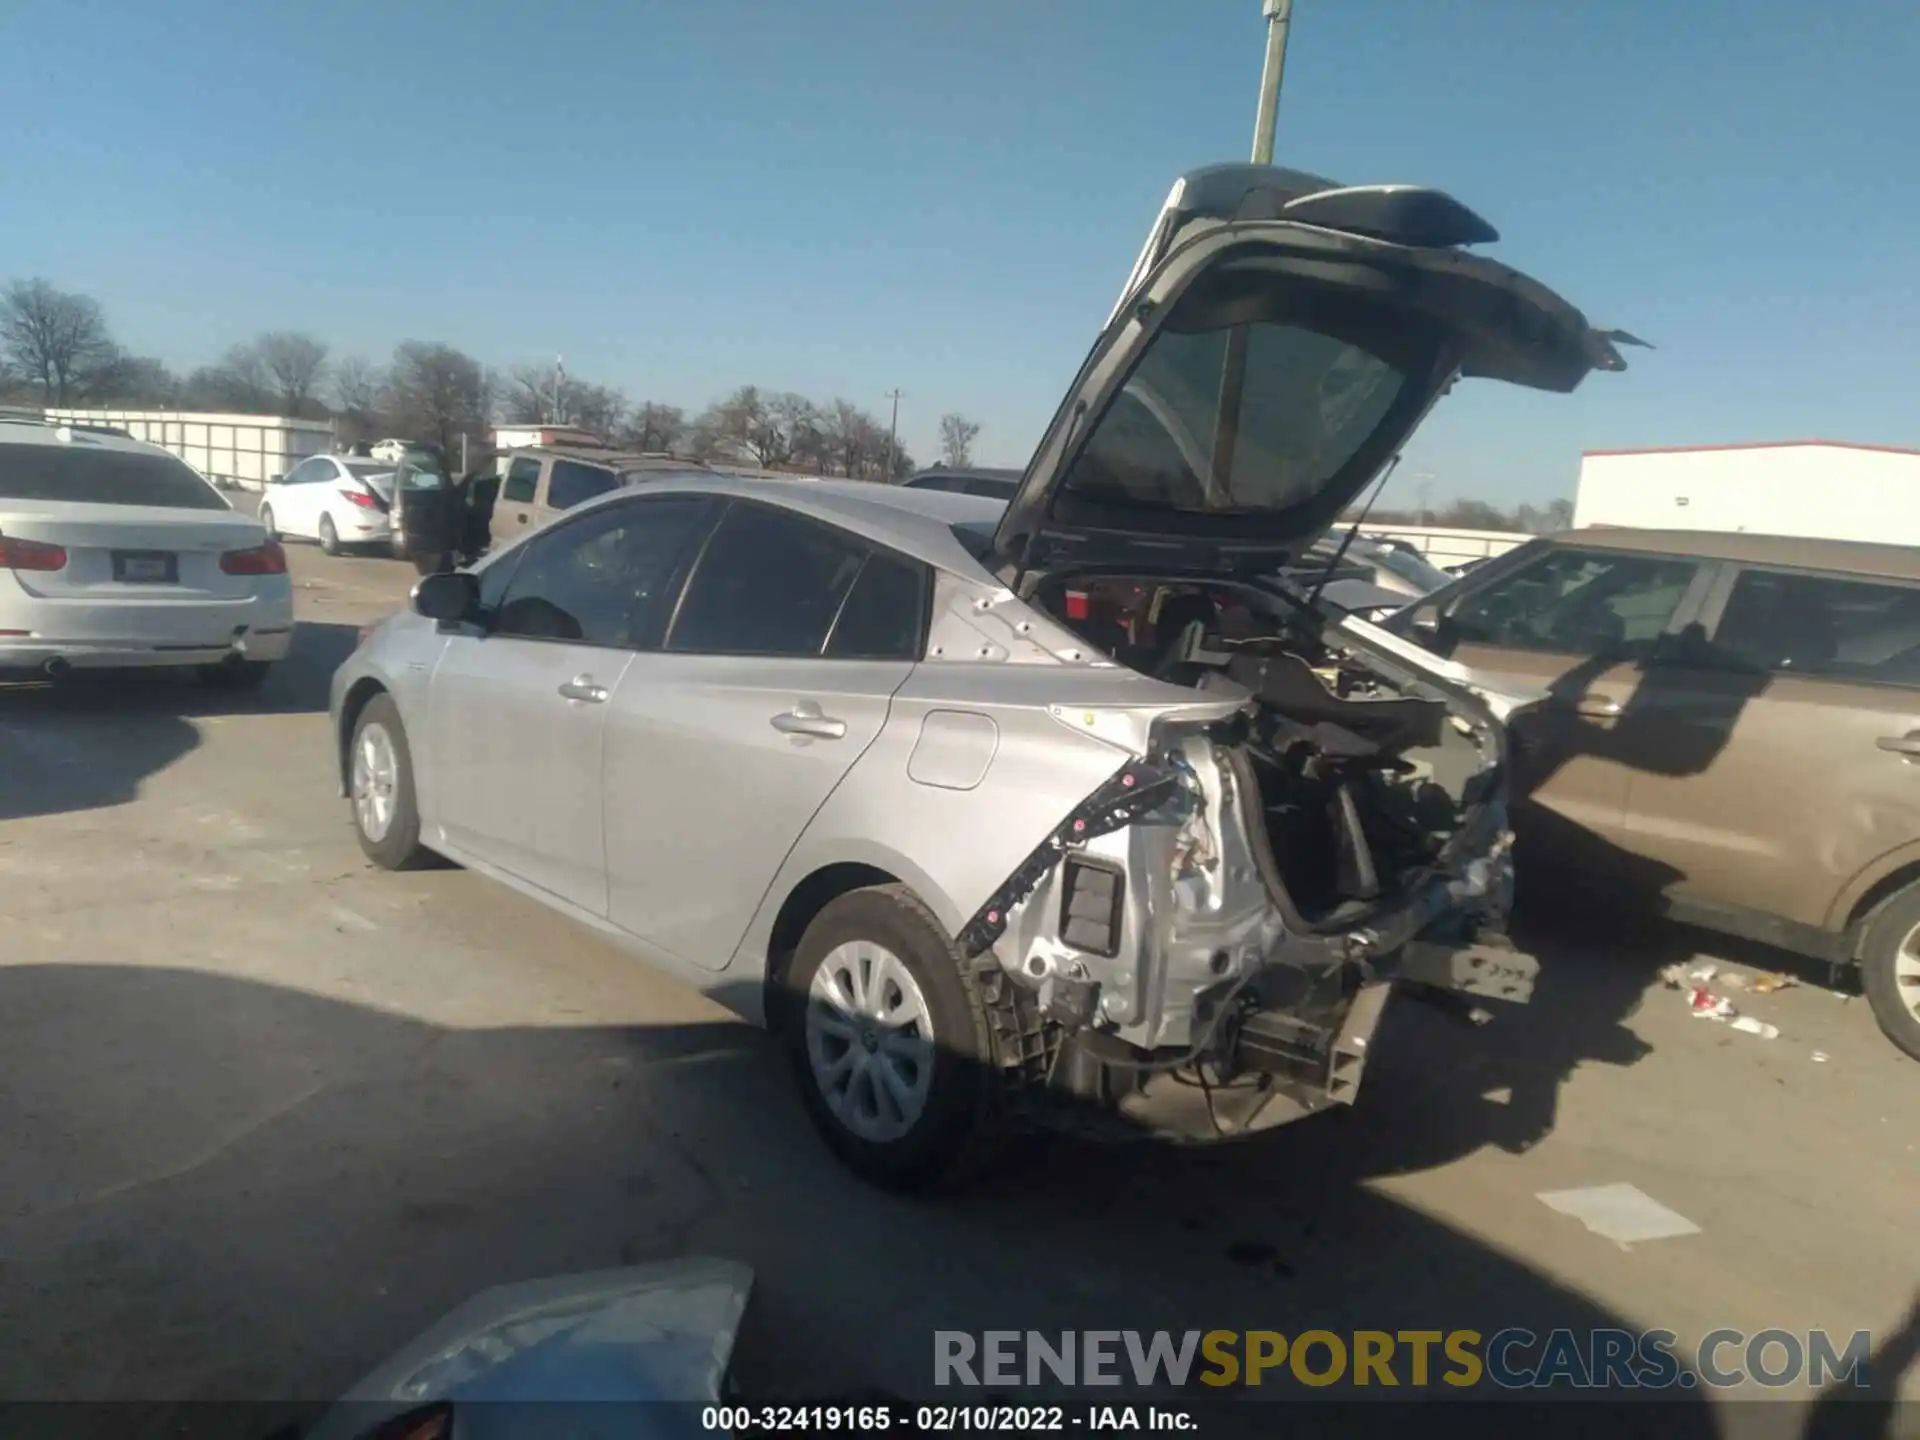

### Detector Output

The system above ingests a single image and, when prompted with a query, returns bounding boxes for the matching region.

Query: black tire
[348,693,430,870]
[784,884,1002,1191]
[195,660,272,690]
[1859,885,1920,1062]
[318,514,341,556]
[258,503,278,541]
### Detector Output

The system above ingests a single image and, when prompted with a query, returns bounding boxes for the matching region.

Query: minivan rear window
[0,444,229,510]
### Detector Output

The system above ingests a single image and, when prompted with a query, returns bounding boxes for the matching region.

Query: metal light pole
[883,388,904,481]
[1251,0,1294,164]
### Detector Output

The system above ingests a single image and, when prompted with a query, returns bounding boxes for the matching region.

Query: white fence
[41,408,335,491]
[1358,524,1534,568]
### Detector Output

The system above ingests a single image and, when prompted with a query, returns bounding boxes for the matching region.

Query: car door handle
[1876,733,1920,758]
[1571,696,1622,719]
[557,675,608,703]
[771,707,847,740]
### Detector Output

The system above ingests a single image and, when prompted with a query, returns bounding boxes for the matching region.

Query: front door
[424,499,715,913]
[603,501,924,968]
[1618,564,1920,929]
[1437,543,1713,893]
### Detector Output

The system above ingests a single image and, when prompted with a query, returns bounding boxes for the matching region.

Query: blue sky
[4,0,1915,505]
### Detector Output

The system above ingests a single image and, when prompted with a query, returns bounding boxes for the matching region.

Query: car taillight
[1064,590,1090,621]
[341,488,378,509]
[220,539,288,575]
[0,533,68,572]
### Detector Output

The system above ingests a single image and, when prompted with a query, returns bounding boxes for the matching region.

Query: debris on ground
[1688,964,1718,984]
[1684,985,1780,1038]
[1720,972,1749,990]
[1537,1183,1702,1248]
[1811,1051,1831,1063]
[1751,972,1796,994]
[1688,986,1737,1019]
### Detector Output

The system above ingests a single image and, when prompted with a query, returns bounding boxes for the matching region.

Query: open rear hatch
[985,162,1637,591]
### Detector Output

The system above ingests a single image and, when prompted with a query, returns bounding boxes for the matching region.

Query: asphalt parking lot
[1,538,1916,1433]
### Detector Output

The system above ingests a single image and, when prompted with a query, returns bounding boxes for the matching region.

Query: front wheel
[784,885,1002,1191]
[1859,886,1920,1062]
[349,693,430,870]
[318,513,341,556]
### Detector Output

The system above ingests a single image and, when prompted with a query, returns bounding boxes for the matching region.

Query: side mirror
[412,570,479,624]
[268,472,285,485]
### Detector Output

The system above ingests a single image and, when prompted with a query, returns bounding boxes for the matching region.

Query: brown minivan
[1387,528,1920,1059]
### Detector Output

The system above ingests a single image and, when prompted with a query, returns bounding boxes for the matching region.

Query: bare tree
[501,365,626,437]
[332,356,384,417]
[698,385,771,466]
[0,279,120,404]
[622,401,686,453]
[92,354,179,406]
[568,381,626,437]
[387,341,491,458]
[250,331,330,417]
[199,341,275,412]
[938,412,980,468]
[821,398,883,479]
[502,365,558,424]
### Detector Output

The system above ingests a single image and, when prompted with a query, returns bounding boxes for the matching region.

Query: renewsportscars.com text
[934,1328,1874,1391]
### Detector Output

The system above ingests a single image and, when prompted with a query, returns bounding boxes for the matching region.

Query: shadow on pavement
[0,962,1759,1437]
[0,622,357,822]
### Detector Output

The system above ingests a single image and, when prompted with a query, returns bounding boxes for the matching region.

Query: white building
[1574,440,1920,545]
[41,407,334,490]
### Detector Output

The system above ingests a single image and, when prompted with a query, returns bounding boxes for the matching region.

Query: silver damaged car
[329,163,1634,1189]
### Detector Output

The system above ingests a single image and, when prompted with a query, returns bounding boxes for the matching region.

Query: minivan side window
[1709,568,1920,688]
[548,459,620,511]
[1448,548,1700,656]
[500,457,541,504]
[666,503,870,658]
[491,497,713,649]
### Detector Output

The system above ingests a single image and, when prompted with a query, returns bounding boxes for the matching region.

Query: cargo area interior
[1036,575,1496,926]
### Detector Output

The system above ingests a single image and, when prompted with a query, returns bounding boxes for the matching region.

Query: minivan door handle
[1876,732,1920,759]
[771,702,847,740]
[1571,695,1622,719]
[557,675,608,704]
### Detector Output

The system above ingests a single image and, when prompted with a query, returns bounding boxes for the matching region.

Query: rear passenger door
[1618,565,1920,930]
[602,500,927,968]
[1436,544,1712,883]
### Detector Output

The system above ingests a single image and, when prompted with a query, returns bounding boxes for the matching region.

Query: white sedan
[257,454,397,555]
[0,418,293,686]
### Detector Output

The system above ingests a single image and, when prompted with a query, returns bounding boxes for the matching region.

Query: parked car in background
[259,454,401,555]
[901,467,1022,500]
[0,416,291,686]
[484,446,697,550]
[330,160,1634,1186]
[1386,528,1920,1059]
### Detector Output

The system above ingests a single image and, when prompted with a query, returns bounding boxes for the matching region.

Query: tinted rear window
[0,444,229,510]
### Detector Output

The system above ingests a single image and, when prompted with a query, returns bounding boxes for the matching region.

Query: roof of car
[1549,527,1920,581]
[600,469,1007,575]
[0,416,175,459]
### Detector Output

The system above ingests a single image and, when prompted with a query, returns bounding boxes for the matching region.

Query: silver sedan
[328,161,1631,1188]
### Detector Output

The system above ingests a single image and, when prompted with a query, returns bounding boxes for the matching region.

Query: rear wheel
[318,513,341,556]
[784,885,1002,1191]
[349,693,430,870]
[1859,886,1920,1062]
[258,504,277,541]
